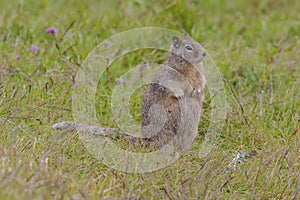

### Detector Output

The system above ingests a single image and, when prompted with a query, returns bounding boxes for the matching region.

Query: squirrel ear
[183,33,190,39]
[172,36,181,48]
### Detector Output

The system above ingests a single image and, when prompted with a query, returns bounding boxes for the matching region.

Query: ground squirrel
[53,34,206,149]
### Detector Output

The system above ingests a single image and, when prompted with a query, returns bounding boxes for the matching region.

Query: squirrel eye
[185,45,193,51]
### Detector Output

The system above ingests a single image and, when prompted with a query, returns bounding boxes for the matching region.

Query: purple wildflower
[115,78,124,84]
[45,27,57,35]
[16,55,21,60]
[104,40,112,47]
[30,45,39,53]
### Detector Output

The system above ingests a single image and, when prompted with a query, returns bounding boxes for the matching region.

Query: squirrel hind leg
[141,103,168,138]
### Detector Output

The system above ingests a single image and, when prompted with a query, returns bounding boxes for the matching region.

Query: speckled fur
[141,35,206,147]
[53,35,207,150]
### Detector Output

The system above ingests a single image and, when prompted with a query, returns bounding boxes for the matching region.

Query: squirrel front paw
[172,89,184,99]
[190,88,202,97]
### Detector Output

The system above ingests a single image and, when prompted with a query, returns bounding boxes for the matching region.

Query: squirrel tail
[52,121,138,140]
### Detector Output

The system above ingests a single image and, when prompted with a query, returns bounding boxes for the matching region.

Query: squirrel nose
[202,52,206,57]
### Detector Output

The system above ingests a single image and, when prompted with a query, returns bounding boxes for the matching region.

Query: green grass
[1,0,299,199]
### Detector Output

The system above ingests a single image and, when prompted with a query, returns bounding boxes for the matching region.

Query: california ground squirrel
[53,34,206,149]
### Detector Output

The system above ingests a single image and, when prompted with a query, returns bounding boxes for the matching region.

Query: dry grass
[0,0,299,199]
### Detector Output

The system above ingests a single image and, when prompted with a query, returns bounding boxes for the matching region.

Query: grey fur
[53,35,207,149]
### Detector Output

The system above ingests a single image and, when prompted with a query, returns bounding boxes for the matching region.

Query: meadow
[0,0,299,199]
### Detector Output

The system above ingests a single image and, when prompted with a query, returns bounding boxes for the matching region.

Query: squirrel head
[170,34,206,66]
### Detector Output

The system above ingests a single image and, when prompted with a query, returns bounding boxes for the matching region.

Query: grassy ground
[0,0,299,199]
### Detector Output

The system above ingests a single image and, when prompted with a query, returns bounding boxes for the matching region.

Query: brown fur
[141,35,206,148]
[53,35,207,151]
